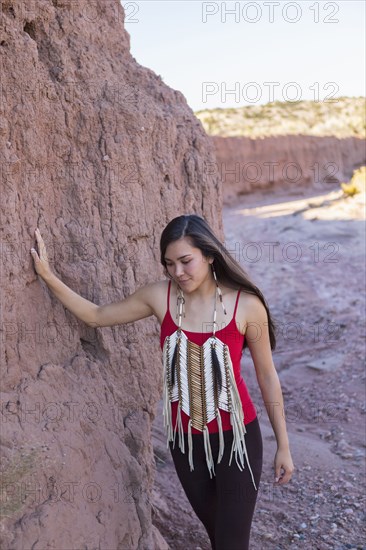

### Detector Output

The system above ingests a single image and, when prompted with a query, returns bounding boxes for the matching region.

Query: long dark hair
[160,214,277,351]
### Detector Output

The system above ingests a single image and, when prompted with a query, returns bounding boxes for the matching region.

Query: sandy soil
[151,184,366,550]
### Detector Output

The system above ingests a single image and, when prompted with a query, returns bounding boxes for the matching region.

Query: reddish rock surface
[0,1,221,548]
[212,135,366,205]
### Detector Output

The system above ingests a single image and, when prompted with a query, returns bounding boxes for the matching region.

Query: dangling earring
[211,262,227,315]
[176,286,185,319]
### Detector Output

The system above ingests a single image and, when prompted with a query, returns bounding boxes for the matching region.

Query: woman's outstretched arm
[30,227,155,328]
[243,294,295,486]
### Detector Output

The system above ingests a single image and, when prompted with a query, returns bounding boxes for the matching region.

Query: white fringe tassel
[225,347,258,491]
[203,426,215,478]
[216,407,225,464]
[188,418,194,471]
[176,400,185,453]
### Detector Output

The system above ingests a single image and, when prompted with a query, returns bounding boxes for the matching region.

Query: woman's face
[164,237,212,291]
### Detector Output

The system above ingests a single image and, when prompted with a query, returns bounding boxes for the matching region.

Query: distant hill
[195,96,365,139]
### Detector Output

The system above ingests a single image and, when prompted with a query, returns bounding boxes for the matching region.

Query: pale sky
[121,0,366,111]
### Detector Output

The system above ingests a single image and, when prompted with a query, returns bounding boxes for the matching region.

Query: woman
[30,214,294,550]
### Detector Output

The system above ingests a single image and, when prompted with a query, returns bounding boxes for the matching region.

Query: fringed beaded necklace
[162,274,257,491]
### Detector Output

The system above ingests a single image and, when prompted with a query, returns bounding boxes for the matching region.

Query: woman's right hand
[30,228,53,280]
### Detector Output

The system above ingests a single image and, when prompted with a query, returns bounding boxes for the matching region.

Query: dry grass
[341,166,366,196]
[195,96,366,138]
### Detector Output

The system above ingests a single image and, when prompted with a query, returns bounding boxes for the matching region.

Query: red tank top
[160,280,257,433]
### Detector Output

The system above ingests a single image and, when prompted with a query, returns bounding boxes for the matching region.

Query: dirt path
[151,185,366,550]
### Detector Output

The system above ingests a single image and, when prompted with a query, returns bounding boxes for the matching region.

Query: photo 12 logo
[201,2,340,24]
[202,81,340,104]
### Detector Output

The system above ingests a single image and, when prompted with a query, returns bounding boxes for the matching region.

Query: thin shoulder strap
[233,289,241,319]
[167,279,171,310]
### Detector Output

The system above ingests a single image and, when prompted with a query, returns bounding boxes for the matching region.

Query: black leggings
[169,417,263,550]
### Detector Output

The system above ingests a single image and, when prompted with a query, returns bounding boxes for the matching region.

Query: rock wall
[212,135,366,204]
[0,1,221,548]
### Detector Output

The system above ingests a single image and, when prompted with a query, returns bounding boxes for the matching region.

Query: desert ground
[151,183,366,550]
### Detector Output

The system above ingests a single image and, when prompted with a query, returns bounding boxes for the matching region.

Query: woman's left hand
[273,447,295,485]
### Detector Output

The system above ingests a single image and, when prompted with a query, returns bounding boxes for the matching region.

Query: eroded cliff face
[0,2,221,548]
[212,135,366,204]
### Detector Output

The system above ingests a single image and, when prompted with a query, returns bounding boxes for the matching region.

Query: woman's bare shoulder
[229,288,266,334]
[238,291,267,321]
[144,279,169,294]
[222,285,259,303]
[141,279,169,320]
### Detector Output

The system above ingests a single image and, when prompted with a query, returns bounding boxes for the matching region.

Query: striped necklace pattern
[162,279,257,491]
